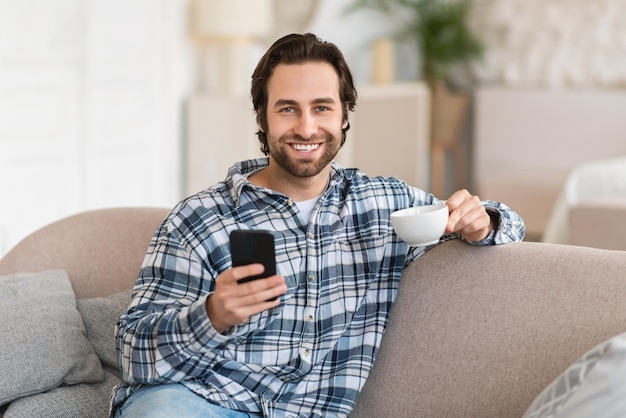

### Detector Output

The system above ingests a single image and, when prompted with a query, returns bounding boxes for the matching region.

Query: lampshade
[194,0,273,39]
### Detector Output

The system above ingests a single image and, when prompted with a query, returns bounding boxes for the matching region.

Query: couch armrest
[351,240,626,417]
[0,207,169,299]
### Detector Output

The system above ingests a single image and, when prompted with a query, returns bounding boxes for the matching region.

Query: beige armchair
[543,156,626,249]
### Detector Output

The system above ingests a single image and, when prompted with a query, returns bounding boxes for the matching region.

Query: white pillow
[0,270,104,406]
[522,332,626,418]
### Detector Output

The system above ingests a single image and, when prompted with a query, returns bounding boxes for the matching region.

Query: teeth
[292,143,319,152]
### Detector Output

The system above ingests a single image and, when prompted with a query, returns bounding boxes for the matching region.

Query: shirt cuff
[463,207,500,245]
[185,293,232,351]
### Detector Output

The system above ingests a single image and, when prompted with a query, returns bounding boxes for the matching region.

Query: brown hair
[251,33,357,155]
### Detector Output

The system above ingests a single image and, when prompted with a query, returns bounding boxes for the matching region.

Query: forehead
[267,62,340,103]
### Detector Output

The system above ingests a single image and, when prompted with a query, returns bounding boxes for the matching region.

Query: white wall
[0,0,194,255]
[0,0,396,255]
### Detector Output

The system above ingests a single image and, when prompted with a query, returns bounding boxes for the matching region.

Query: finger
[221,278,285,324]
[213,264,266,306]
[456,206,488,234]
[238,275,287,302]
[226,296,282,326]
[446,194,482,233]
[456,208,491,241]
[446,200,471,233]
[445,190,470,232]
[229,264,265,284]
[445,189,470,211]
[209,275,285,330]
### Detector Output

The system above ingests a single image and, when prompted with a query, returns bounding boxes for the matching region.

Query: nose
[294,112,317,139]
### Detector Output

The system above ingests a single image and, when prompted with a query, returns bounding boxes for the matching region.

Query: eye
[280,106,295,113]
[316,106,329,112]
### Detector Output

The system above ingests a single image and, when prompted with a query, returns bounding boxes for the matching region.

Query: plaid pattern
[112,158,525,417]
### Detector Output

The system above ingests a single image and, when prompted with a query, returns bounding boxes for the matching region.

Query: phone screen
[229,230,276,284]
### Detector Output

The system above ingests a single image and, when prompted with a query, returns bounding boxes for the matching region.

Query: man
[112,33,525,418]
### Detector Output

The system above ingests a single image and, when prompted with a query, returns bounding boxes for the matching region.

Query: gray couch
[1,207,625,417]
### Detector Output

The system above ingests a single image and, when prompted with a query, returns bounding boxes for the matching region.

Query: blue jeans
[115,384,262,418]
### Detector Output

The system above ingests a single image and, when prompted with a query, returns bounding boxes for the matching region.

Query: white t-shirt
[295,195,320,224]
[244,169,321,224]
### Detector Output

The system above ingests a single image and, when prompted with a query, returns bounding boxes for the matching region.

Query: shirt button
[306,314,314,322]
[302,349,311,358]
[308,274,315,281]
[287,199,293,206]
[307,232,314,240]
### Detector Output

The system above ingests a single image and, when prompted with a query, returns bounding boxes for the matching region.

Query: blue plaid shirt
[112,158,525,417]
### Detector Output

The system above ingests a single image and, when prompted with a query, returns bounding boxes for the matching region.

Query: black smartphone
[229,229,276,284]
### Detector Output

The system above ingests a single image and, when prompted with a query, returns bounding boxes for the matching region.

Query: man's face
[263,62,348,179]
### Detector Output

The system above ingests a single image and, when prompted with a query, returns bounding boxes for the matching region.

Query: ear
[342,104,350,129]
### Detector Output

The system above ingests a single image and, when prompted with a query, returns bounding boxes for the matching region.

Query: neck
[248,162,330,202]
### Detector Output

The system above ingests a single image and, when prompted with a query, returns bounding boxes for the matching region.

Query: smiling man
[247,62,345,201]
[111,33,525,418]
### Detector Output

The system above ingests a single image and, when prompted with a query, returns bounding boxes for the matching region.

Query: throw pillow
[76,290,132,374]
[522,332,626,418]
[0,270,104,406]
[4,370,121,418]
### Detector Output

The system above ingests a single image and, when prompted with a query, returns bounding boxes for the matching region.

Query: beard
[268,132,341,178]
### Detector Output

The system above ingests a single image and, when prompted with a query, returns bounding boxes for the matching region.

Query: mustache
[280,132,331,142]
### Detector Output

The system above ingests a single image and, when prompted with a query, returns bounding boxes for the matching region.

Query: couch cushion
[522,332,626,418]
[77,290,132,375]
[0,270,104,406]
[4,370,121,418]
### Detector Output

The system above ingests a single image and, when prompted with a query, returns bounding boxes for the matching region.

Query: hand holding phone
[229,230,276,284]
[207,230,279,332]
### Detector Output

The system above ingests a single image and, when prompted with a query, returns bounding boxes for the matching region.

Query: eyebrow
[272,97,337,108]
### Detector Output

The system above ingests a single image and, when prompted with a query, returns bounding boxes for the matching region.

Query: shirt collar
[227,158,355,207]
[228,158,268,207]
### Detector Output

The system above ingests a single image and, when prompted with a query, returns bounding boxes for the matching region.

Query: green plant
[348,0,484,87]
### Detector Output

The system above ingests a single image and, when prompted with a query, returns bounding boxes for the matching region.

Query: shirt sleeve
[115,218,233,385]
[463,200,526,245]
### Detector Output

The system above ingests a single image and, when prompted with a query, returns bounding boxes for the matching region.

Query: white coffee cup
[390,204,449,246]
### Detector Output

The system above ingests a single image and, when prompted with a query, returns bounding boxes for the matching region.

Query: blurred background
[1,0,625,255]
